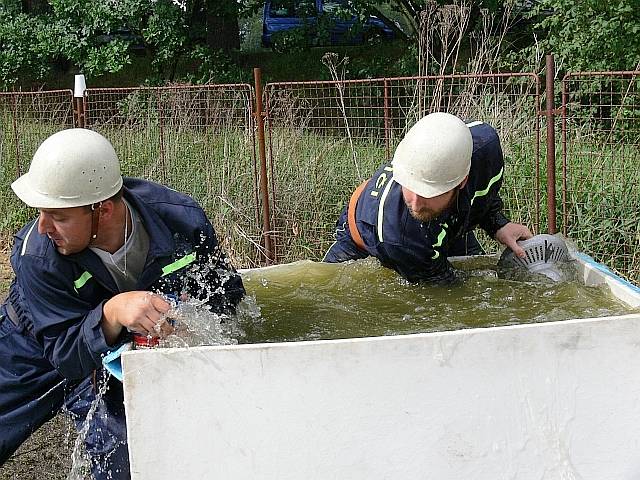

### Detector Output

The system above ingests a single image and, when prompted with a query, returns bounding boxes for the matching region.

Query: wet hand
[102,291,172,345]
[495,222,533,258]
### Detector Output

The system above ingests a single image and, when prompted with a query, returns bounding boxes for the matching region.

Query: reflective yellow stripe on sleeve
[470,167,503,206]
[73,271,93,293]
[161,252,197,277]
[431,223,448,259]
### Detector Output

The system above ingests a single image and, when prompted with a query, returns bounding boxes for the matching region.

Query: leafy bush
[522,0,640,72]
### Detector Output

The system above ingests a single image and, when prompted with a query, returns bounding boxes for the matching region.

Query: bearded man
[323,112,532,283]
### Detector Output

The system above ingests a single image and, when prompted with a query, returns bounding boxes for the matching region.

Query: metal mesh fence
[264,74,542,263]
[561,72,640,281]
[84,85,263,268]
[0,90,74,234]
[3,71,640,282]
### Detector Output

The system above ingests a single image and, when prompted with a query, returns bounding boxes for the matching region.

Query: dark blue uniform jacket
[0,178,244,461]
[332,121,510,283]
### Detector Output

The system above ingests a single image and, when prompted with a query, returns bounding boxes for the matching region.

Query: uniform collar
[122,184,174,260]
[67,183,176,291]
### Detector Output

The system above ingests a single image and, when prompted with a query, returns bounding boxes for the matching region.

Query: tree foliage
[1,0,638,89]
[523,0,640,72]
[0,0,242,88]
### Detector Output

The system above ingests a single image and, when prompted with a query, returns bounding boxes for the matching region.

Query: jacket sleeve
[476,136,511,237]
[378,242,457,284]
[18,257,110,381]
[187,215,245,314]
[478,191,511,238]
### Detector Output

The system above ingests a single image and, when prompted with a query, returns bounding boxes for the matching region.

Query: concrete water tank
[121,251,640,479]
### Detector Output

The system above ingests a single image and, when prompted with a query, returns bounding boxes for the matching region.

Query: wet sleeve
[19,258,109,381]
[378,243,457,284]
[187,215,245,314]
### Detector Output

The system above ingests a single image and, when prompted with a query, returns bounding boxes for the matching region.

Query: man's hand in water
[495,222,534,258]
[102,292,172,345]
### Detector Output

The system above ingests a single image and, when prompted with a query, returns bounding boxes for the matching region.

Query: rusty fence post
[561,73,568,237]
[74,97,85,128]
[253,68,274,265]
[545,54,557,234]
[534,74,541,234]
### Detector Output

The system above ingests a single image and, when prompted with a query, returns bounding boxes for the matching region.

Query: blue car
[262,0,397,49]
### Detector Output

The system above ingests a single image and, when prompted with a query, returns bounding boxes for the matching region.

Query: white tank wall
[122,254,640,479]
[122,314,640,479]
[575,252,640,307]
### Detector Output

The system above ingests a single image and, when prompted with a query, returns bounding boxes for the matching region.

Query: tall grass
[561,142,640,280]
[0,119,264,268]
[1,75,639,283]
[2,119,639,279]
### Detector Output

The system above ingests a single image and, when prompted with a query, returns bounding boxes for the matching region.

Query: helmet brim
[11,172,122,209]
[392,164,469,199]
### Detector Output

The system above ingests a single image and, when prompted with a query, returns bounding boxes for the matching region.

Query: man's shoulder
[468,121,500,152]
[123,178,200,209]
[123,178,207,223]
[123,178,209,238]
[467,120,503,175]
[359,163,403,224]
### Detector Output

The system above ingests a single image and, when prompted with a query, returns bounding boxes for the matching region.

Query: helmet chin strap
[90,201,103,242]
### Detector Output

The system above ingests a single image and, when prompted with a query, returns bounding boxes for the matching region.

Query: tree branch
[369,5,410,41]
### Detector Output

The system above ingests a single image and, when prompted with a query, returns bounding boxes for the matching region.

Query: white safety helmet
[11,128,123,209]
[392,112,473,199]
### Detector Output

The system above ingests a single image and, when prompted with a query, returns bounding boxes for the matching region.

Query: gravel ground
[1,243,78,479]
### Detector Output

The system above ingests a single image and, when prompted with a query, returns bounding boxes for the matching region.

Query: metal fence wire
[83,84,264,268]
[0,90,74,234]
[264,73,542,263]
[562,71,640,280]
[2,70,640,283]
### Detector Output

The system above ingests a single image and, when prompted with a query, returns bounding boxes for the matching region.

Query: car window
[269,0,317,18]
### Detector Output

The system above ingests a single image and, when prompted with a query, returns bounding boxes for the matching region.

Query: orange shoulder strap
[347,179,369,251]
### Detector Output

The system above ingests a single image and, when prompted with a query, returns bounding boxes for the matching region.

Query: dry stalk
[322,52,360,178]
[414,1,534,139]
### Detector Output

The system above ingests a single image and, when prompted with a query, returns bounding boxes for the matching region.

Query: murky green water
[237,257,638,344]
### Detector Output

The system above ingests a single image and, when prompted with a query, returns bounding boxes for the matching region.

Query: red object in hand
[133,333,159,349]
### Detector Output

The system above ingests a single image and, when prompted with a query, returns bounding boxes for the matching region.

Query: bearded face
[402,186,460,222]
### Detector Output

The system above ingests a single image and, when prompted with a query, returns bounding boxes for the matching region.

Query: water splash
[65,376,110,480]
[156,293,261,349]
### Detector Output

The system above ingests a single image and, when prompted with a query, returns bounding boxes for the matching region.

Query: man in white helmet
[324,112,532,283]
[0,129,245,478]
